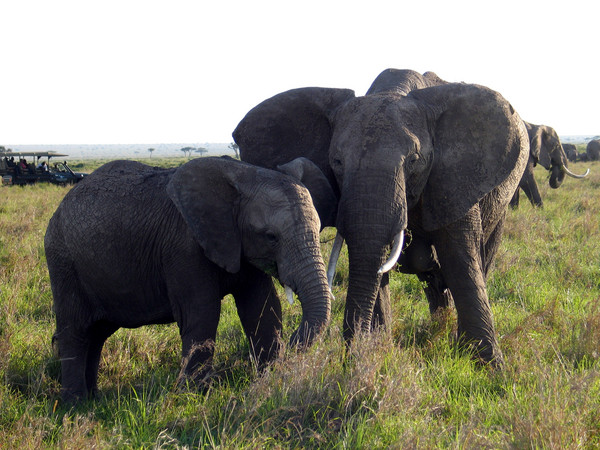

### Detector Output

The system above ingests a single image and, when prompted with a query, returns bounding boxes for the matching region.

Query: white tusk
[378,230,405,274]
[563,165,590,179]
[285,285,295,305]
[327,232,344,288]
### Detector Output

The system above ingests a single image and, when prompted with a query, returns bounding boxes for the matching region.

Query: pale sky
[1,0,598,145]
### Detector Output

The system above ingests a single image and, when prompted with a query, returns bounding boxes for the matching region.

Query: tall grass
[1,159,599,448]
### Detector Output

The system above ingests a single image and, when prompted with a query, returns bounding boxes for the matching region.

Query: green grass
[1,158,600,448]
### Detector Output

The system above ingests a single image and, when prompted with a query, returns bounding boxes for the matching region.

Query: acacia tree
[228,142,239,159]
[180,147,193,158]
[148,148,155,158]
[194,147,208,157]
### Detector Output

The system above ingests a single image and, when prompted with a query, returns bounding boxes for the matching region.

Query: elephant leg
[52,277,97,402]
[177,301,221,386]
[520,171,543,208]
[417,270,453,314]
[432,205,503,368]
[54,323,92,402]
[85,321,118,398]
[165,260,223,387]
[398,234,452,314]
[371,272,391,332]
[509,188,520,208]
[232,268,283,367]
[482,212,506,280]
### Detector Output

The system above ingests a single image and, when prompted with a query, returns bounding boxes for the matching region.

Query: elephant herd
[45,68,590,403]
[562,140,600,164]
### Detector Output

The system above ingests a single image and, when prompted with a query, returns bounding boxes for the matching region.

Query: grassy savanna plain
[1,156,600,448]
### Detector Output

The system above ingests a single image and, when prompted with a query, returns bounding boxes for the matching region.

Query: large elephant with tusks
[233,80,529,367]
[510,122,589,208]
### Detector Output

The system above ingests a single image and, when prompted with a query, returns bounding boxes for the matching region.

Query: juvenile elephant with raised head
[234,79,530,367]
[45,157,333,403]
[510,122,589,208]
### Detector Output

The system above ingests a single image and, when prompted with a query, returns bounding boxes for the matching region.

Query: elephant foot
[175,367,215,394]
[60,387,92,405]
[177,340,216,392]
[454,332,504,371]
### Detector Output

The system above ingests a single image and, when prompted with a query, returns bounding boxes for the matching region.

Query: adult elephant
[365,68,447,95]
[562,143,578,162]
[234,82,530,367]
[45,157,333,402]
[510,122,589,208]
[587,139,600,161]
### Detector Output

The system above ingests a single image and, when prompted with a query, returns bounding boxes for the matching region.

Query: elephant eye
[265,231,279,245]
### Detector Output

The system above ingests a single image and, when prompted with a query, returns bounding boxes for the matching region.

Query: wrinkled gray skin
[233,81,529,367]
[510,122,574,208]
[366,68,447,96]
[587,139,600,161]
[45,157,332,402]
[369,71,587,209]
[562,143,578,162]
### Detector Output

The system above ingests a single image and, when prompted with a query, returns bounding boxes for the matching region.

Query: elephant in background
[510,122,589,208]
[587,139,600,161]
[234,80,530,367]
[562,143,578,162]
[45,157,333,402]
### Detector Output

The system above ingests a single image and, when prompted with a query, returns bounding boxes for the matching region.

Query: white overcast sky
[1,0,598,145]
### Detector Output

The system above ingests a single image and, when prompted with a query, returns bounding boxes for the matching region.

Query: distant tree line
[180,147,208,158]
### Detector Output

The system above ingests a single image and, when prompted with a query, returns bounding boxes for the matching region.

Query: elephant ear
[233,87,355,191]
[166,158,242,273]
[277,157,338,229]
[417,84,528,231]
[524,121,546,167]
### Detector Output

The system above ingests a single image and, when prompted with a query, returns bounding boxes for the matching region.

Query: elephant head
[167,157,331,345]
[234,83,528,350]
[525,121,589,189]
[365,68,447,96]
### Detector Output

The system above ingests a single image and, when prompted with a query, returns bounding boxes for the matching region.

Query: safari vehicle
[1,151,88,186]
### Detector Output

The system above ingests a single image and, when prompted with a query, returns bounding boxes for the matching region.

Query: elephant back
[233,87,355,193]
[586,139,600,161]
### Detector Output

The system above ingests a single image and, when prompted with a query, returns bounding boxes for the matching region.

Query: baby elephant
[45,156,333,403]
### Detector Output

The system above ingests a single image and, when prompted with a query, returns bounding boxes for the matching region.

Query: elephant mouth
[249,258,299,304]
[251,259,279,279]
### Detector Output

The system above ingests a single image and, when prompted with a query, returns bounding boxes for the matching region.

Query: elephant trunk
[343,241,388,340]
[549,164,565,189]
[550,160,590,188]
[338,174,406,342]
[279,236,331,347]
